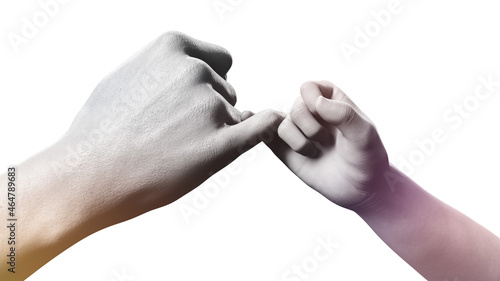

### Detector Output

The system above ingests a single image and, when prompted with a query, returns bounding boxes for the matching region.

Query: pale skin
[268,81,500,281]
[2,32,500,281]
[0,31,283,280]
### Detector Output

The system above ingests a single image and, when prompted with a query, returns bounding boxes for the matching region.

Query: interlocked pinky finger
[277,115,318,157]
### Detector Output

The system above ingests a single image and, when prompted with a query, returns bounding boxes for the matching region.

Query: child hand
[269,81,389,211]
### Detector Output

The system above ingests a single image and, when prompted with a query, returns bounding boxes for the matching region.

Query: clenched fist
[269,81,389,210]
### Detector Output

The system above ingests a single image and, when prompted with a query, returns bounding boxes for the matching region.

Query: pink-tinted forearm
[356,165,500,281]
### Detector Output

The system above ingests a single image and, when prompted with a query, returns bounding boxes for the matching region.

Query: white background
[1,0,500,280]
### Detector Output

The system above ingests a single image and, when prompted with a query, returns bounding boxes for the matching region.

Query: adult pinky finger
[240,110,255,121]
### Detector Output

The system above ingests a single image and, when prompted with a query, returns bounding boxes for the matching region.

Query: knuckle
[265,109,285,124]
[160,31,186,42]
[198,93,223,117]
[319,80,334,87]
[187,59,212,81]
[303,125,322,138]
[157,31,190,50]
[261,110,282,129]
[300,81,318,94]
[300,80,317,90]
[290,101,307,122]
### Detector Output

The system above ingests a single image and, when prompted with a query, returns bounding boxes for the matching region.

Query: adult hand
[63,31,283,216]
[1,31,283,280]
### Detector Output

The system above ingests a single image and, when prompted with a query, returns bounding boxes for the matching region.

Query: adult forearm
[356,165,500,281]
[0,142,133,280]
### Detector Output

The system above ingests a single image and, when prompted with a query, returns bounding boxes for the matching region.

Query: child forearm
[357,165,500,281]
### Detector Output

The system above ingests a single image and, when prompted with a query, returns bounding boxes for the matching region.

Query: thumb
[225,109,285,155]
[315,96,370,142]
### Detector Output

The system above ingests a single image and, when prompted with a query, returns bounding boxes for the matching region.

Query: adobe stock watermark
[212,0,244,21]
[7,0,72,54]
[178,118,279,224]
[49,70,161,180]
[339,0,417,64]
[385,74,500,191]
[178,157,245,224]
[108,267,134,281]
[281,234,340,281]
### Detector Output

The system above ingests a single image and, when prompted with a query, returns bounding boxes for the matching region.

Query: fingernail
[316,96,330,109]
